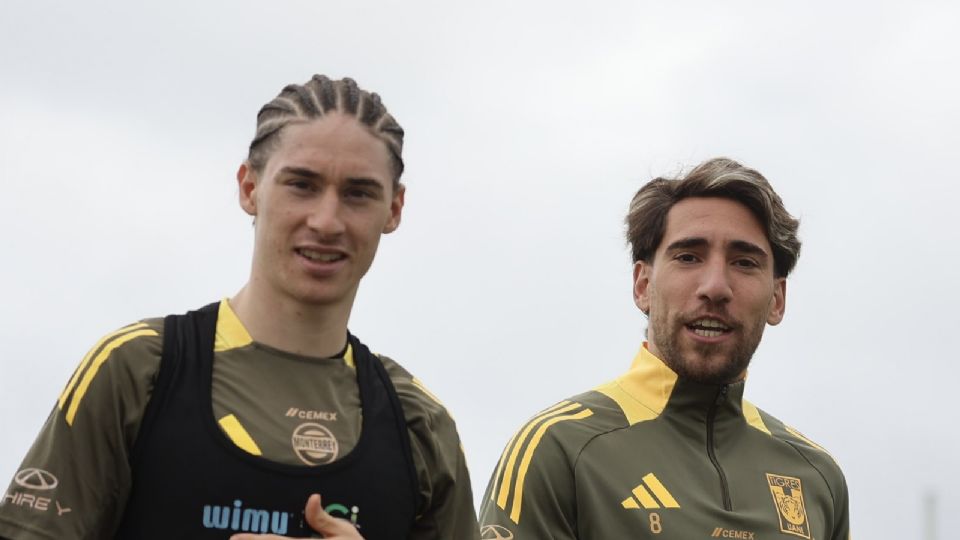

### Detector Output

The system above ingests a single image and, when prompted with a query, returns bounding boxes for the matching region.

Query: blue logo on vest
[202,500,292,534]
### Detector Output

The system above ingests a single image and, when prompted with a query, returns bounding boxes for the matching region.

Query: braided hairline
[625,157,801,278]
[247,75,405,185]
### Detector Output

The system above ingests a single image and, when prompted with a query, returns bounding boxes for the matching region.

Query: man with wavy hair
[480,158,850,539]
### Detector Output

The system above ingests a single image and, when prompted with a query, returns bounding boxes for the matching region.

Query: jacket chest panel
[573,423,829,539]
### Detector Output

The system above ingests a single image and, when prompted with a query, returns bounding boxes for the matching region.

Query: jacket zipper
[706,384,733,511]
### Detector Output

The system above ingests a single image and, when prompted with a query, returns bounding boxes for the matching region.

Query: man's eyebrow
[729,240,769,258]
[665,237,708,252]
[346,177,385,191]
[278,166,322,179]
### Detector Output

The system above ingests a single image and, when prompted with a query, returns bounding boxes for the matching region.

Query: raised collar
[596,344,765,430]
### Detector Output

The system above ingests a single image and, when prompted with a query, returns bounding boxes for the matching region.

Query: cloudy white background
[2,1,958,538]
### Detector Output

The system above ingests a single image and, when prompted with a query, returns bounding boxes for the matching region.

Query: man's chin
[673,352,747,385]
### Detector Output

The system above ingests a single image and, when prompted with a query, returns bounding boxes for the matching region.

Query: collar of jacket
[615,344,748,428]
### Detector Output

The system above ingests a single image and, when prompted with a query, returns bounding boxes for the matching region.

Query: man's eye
[345,189,373,199]
[290,180,313,191]
[675,253,698,263]
[734,258,759,268]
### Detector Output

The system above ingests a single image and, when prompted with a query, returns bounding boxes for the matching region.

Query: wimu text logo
[201,499,361,534]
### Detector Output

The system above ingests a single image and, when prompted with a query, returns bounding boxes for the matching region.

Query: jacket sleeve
[478,424,579,540]
[390,372,480,540]
[831,469,850,540]
[0,322,162,540]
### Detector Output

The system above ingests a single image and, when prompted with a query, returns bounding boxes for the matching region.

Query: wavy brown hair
[626,157,801,278]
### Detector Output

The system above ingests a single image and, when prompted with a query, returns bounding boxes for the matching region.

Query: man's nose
[306,191,346,237]
[696,258,733,305]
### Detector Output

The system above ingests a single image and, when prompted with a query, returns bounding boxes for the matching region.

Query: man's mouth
[685,318,732,338]
[296,248,346,263]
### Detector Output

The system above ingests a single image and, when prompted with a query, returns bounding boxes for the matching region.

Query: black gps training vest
[115,303,418,539]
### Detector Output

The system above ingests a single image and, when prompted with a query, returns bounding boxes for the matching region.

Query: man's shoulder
[747,401,846,477]
[57,317,164,426]
[498,388,634,468]
[375,354,458,430]
[71,316,165,380]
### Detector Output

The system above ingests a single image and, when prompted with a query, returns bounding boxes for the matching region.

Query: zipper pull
[715,384,728,405]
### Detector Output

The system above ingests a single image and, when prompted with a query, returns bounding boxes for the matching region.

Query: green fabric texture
[480,348,849,540]
[0,301,478,540]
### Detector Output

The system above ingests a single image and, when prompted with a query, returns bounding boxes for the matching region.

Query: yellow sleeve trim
[490,401,594,524]
[742,400,772,435]
[58,322,147,410]
[411,377,445,408]
[784,424,841,467]
[494,401,581,509]
[63,327,159,426]
[509,408,594,524]
[218,414,263,456]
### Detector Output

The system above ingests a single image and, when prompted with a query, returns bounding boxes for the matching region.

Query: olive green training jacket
[480,346,850,540]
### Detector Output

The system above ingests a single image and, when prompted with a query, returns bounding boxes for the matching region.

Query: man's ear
[633,260,652,315]
[767,278,787,325]
[382,183,405,234]
[237,162,258,216]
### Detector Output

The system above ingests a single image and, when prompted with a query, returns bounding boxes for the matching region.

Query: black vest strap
[116,302,418,539]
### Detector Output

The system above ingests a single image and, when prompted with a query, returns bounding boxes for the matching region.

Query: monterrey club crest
[291,422,339,465]
[766,473,810,539]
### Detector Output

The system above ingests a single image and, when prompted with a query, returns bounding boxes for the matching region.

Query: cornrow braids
[247,75,405,185]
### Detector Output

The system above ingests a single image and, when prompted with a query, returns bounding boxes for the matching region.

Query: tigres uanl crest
[765,473,810,539]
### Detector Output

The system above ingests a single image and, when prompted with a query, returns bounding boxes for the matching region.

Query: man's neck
[229,285,352,358]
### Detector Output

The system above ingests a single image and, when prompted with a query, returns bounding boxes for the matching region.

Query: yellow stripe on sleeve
[58,323,147,410]
[218,414,263,456]
[65,328,159,425]
[509,408,594,523]
[489,401,576,503]
[495,401,581,509]
[411,377,445,408]
[784,425,840,466]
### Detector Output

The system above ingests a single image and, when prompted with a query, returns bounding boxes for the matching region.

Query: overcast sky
[2,1,958,537]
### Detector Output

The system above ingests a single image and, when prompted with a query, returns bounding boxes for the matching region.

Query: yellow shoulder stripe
[411,377,445,408]
[218,414,263,456]
[58,322,147,410]
[494,401,579,508]
[742,400,772,435]
[490,401,593,524]
[62,326,159,426]
[509,408,593,523]
[784,424,841,467]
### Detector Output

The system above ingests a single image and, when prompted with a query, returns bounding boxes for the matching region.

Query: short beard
[650,313,764,385]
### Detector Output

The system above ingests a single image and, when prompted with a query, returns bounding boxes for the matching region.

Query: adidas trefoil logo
[621,473,680,510]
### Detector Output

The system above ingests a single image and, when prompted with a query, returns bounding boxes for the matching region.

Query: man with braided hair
[479,158,850,539]
[0,75,479,540]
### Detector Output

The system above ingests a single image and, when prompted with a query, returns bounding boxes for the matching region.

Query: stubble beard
[650,310,766,385]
